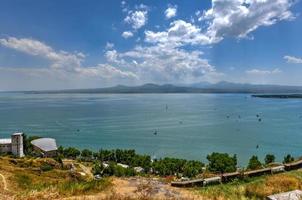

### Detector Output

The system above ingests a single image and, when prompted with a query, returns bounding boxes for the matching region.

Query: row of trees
[47,145,299,178]
[206,152,296,173]
[57,146,204,178]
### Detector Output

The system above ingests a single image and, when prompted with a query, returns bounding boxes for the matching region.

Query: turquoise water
[0,93,302,166]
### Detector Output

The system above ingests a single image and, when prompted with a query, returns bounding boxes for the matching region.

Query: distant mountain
[25,82,302,94]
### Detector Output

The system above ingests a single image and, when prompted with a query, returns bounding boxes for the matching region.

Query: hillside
[1,156,302,200]
[24,82,302,94]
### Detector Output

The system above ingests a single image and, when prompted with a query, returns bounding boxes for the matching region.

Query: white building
[0,132,24,157]
[31,138,58,157]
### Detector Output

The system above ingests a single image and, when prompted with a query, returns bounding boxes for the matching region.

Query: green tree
[247,155,262,170]
[283,154,294,164]
[63,147,81,159]
[206,152,237,173]
[264,154,275,165]
[81,149,93,161]
[23,134,41,155]
[92,161,105,175]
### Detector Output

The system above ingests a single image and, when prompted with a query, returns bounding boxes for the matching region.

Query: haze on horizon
[0,0,302,91]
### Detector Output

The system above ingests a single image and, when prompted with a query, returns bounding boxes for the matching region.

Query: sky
[0,0,302,90]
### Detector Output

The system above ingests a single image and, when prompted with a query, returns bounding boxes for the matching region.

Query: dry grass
[3,156,302,200]
[0,156,111,200]
[196,171,302,200]
[245,174,301,199]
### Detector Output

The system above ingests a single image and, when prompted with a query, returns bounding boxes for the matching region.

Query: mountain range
[25,82,302,94]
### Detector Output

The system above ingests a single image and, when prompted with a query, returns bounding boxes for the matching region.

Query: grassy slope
[0,156,111,200]
[195,171,302,200]
[2,156,302,200]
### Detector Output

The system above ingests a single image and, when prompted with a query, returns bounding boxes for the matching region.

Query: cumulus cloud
[105,42,114,49]
[0,37,84,70]
[0,37,138,89]
[145,20,212,47]
[246,68,282,75]
[122,31,134,39]
[202,0,296,42]
[146,0,296,46]
[284,55,302,64]
[165,5,177,19]
[124,9,148,30]
[103,44,222,83]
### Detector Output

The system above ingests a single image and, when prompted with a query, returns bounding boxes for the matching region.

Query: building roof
[0,138,11,144]
[12,132,23,136]
[31,138,57,152]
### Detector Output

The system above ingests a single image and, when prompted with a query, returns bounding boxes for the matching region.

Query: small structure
[222,171,240,183]
[117,163,129,168]
[203,176,221,186]
[171,178,204,187]
[271,165,285,174]
[31,138,58,157]
[0,132,24,157]
[267,190,302,200]
[134,166,144,173]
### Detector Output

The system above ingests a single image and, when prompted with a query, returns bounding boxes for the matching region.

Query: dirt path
[0,173,8,191]
[63,177,203,200]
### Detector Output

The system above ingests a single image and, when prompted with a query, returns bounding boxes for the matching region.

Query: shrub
[264,154,275,165]
[40,163,54,171]
[207,152,237,173]
[81,149,93,161]
[247,155,262,170]
[283,154,295,164]
[63,147,81,159]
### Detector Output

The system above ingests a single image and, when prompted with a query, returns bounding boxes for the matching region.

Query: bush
[264,154,275,165]
[207,152,237,173]
[81,149,93,161]
[63,147,81,159]
[152,157,204,177]
[247,155,262,170]
[283,154,294,164]
[40,163,54,171]
[92,161,105,175]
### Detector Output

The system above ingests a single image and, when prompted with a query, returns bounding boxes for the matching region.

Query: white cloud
[0,37,84,71]
[124,10,148,30]
[146,0,296,46]
[246,68,282,75]
[145,20,212,47]
[284,55,302,64]
[202,0,296,42]
[165,5,177,19]
[0,37,138,89]
[105,43,222,83]
[105,42,114,49]
[122,31,134,39]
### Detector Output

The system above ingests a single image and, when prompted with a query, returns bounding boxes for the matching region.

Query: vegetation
[247,155,262,170]
[23,134,41,155]
[152,157,204,178]
[283,154,295,164]
[264,154,275,165]
[196,171,302,200]
[206,152,237,173]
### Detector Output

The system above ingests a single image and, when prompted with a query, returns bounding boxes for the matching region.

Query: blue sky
[0,0,302,90]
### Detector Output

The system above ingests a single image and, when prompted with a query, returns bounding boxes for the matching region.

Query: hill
[24,82,302,94]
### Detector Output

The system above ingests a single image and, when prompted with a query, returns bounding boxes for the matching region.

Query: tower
[11,132,24,157]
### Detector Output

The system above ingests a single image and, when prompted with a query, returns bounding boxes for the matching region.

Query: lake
[0,93,302,166]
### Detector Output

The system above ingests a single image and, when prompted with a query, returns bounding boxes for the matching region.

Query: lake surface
[0,93,302,165]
